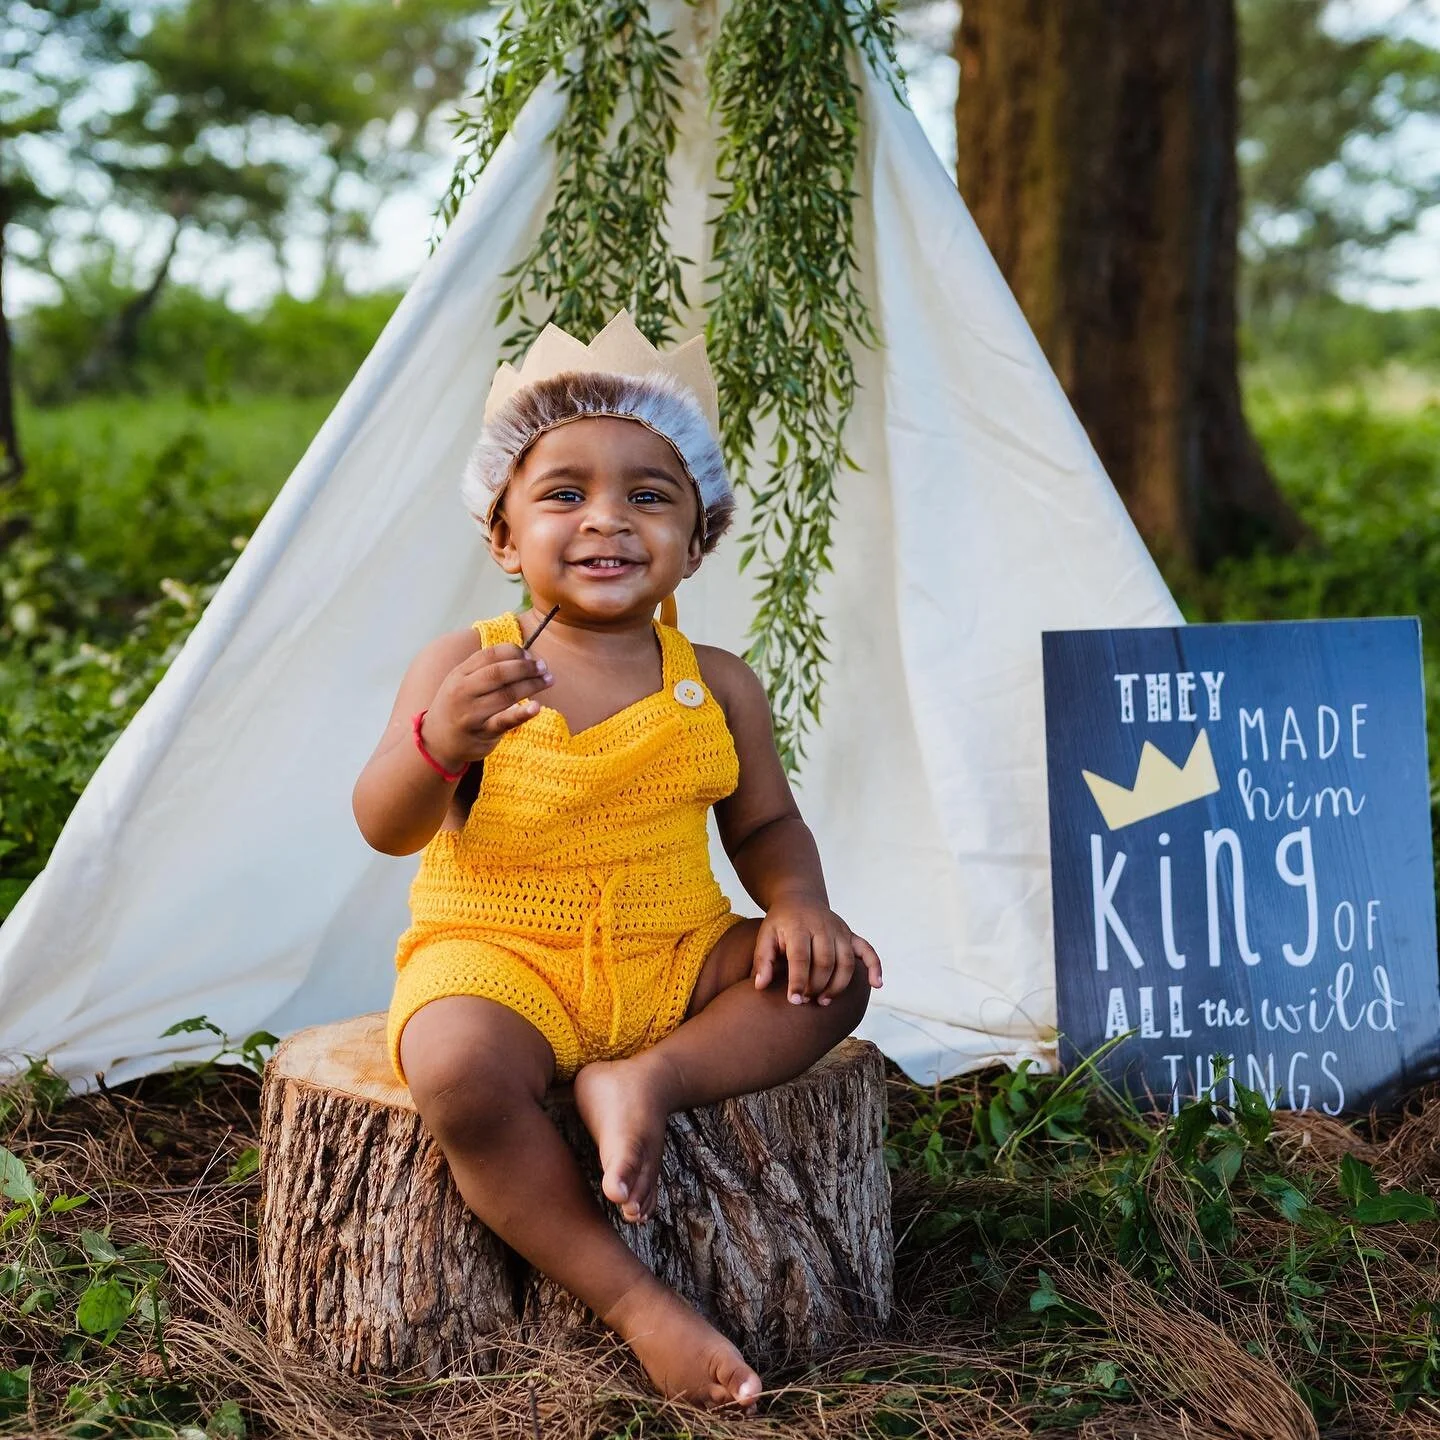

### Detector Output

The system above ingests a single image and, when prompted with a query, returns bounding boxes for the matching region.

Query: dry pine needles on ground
[4,1048,1440,1439]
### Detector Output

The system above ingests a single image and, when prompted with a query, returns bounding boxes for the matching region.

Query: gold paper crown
[483,310,720,435]
[1082,730,1221,831]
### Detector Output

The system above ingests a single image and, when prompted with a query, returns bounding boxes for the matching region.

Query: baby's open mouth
[574,557,641,570]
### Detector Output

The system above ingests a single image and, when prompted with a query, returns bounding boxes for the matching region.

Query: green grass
[0,395,332,918]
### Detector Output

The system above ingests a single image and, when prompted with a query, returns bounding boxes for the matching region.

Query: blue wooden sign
[1042,619,1438,1114]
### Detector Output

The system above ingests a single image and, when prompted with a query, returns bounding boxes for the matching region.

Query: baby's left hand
[751,893,883,1006]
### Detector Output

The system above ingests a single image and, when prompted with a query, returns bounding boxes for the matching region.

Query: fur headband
[461,371,735,553]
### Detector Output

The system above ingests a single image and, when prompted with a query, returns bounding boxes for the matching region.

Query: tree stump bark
[258,1012,893,1378]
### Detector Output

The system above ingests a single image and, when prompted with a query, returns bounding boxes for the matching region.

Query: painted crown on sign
[483,310,720,436]
[1081,730,1221,831]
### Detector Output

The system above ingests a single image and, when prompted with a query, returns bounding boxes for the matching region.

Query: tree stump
[258,1012,893,1378]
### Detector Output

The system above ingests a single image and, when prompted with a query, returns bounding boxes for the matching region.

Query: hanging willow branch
[708,0,896,767]
[437,0,689,356]
[438,0,900,768]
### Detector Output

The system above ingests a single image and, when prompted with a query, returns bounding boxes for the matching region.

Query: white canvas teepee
[0,5,1181,1088]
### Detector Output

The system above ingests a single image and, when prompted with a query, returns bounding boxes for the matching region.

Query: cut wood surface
[259,1012,893,1378]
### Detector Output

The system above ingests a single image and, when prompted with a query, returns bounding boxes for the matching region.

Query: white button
[673,679,705,708]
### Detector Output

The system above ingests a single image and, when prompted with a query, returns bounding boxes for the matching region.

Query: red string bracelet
[411,710,469,783]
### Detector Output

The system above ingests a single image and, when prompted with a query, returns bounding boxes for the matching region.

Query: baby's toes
[635,1177,659,1224]
[623,1160,659,1224]
[602,1140,645,1210]
[712,1348,763,1411]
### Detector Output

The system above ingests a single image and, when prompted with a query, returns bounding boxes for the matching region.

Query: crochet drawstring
[580,867,627,1053]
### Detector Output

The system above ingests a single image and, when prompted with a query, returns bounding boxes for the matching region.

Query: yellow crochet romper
[386,611,745,1085]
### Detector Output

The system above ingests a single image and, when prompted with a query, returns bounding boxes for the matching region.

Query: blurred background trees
[1237,0,1440,328]
[946,0,1439,569]
[954,0,1301,570]
[0,0,130,482]
[1,0,485,460]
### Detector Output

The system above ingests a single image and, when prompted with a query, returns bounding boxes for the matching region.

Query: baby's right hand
[419,643,554,769]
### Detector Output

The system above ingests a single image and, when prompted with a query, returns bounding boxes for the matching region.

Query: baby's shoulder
[421,613,524,661]
[692,644,767,722]
[397,626,490,694]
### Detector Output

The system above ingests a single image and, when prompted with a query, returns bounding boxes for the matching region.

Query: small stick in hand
[522,603,560,651]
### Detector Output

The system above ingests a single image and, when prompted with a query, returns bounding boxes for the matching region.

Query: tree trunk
[73,221,182,394]
[258,1014,893,1379]
[954,0,1305,569]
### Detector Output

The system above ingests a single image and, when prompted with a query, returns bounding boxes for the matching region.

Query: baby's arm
[701,648,883,1004]
[352,630,552,854]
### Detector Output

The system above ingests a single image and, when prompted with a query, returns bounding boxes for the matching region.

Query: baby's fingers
[785,932,813,1005]
[456,641,526,672]
[807,929,838,1000]
[480,691,547,737]
[853,935,883,988]
[817,942,855,1005]
[752,925,782,991]
[471,654,552,707]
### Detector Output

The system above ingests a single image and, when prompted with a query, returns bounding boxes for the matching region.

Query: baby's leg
[400,996,761,1407]
[574,919,868,1223]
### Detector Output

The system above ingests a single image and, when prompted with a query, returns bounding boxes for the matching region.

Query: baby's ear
[488,512,523,575]
[682,517,704,576]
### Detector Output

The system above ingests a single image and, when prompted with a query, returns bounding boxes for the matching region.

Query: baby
[352,312,882,1408]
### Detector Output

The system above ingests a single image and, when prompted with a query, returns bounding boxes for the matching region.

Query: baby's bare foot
[573,1053,673,1223]
[607,1278,763,1410]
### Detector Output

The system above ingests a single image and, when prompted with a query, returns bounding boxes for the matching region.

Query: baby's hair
[462,372,735,555]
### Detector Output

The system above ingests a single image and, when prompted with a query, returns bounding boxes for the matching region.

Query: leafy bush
[1243,293,1440,389]
[1173,389,1440,882]
[15,277,400,405]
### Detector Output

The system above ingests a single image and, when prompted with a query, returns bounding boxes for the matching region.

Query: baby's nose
[582,498,631,530]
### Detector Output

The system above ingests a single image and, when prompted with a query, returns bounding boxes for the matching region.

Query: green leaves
[1339,1151,1381,1207]
[160,1016,226,1040]
[988,1093,1014,1147]
[0,1137,166,1353]
[704,0,899,766]
[225,1146,260,1184]
[75,1276,132,1338]
[1028,1268,1064,1313]
[0,1144,38,1209]
[1351,1191,1438,1225]
[79,1228,120,1264]
[1254,1171,1312,1223]
[0,1366,29,1422]
[442,0,689,358]
[208,1399,248,1439]
[160,1015,278,1078]
[1339,1153,1438,1226]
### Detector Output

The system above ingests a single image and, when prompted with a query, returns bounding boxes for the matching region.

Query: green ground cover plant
[3,1028,1440,1436]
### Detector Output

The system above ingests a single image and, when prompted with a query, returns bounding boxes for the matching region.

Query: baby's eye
[631,489,667,504]
[545,488,584,503]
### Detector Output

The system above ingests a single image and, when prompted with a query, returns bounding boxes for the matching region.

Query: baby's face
[489,416,703,621]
